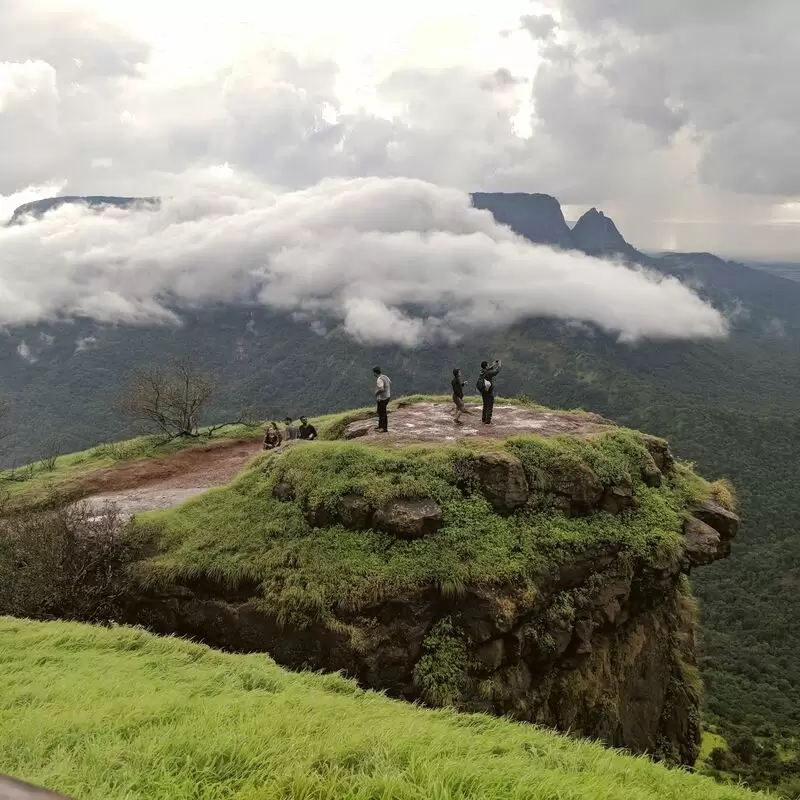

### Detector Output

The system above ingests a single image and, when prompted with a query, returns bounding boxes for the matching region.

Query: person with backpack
[373,366,392,433]
[451,368,472,425]
[477,359,502,424]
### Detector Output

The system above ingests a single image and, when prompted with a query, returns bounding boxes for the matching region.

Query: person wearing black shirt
[477,359,502,424]
[298,416,318,440]
[450,368,472,426]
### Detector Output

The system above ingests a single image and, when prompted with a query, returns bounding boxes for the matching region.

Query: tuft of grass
[136,428,715,627]
[709,478,737,512]
[0,617,763,800]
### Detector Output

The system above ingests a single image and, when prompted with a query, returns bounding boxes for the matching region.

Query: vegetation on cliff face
[0,617,764,800]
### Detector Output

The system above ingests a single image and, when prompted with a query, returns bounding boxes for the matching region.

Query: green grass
[136,427,716,627]
[0,617,763,800]
[700,730,729,763]
[0,403,360,509]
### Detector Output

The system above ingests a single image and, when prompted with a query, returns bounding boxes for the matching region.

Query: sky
[0,0,795,346]
[2,0,798,259]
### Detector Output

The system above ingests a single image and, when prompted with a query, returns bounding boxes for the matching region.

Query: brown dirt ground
[345,401,615,445]
[76,438,263,520]
[75,438,263,496]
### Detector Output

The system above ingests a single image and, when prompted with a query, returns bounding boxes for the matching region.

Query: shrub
[0,501,148,622]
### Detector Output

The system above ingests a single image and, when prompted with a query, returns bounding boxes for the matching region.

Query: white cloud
[0,172,727,347]
[75,335,98,353]
[0,59,59,112]
[16,340,37,363]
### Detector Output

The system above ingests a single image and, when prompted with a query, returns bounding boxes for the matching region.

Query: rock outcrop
[120,412,739,769]
[373,499,444,539]
[474,452,530,514]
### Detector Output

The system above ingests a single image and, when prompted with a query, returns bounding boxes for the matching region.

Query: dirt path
[80,438,262,520]
[344,401,615,445]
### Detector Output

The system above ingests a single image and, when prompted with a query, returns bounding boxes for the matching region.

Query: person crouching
[263,422,282,450]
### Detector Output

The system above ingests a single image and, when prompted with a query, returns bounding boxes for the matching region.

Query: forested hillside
[3,192,800,784]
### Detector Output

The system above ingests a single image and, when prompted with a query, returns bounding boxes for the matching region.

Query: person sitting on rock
[263,422,282,450]
[283,417,299,441]
[477,359,502,425]
[451,368,472,426]
[298,416,318,440]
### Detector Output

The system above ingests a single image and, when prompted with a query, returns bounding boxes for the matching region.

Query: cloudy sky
[0,0,796,349]
[2,0,797,258]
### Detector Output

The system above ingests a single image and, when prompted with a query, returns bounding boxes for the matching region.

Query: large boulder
[551,463,604,516]
[373,499,444,539]
[475,452,530,514]
[600,477,634,514]
[689,499,738,540]
[338,494,373,529]
[682,516,724,567]
[642,435,675,474]
[641,460,663,488]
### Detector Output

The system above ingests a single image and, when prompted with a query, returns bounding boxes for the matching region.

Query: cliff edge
[122,400,738,767]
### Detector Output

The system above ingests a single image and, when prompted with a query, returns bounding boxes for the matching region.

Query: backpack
[476,377,486,394]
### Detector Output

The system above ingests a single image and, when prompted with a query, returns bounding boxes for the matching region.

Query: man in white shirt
[372,366,392,433]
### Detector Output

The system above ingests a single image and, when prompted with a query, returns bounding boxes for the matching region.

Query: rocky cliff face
[122,417,738,767]
[471,192,574,249]
[570,208,642,261]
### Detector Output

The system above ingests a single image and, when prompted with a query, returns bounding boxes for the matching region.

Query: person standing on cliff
[477,359,502,424]
[373,366,392,433]
[451,368,472,426]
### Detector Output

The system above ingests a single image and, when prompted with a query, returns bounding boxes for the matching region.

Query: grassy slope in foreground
[0,618,762,800]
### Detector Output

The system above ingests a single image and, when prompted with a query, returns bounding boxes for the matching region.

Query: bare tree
[117,359,256,440]
[39,435,62,472]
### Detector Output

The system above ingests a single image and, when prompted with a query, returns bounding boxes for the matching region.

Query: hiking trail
[82,438,262,520]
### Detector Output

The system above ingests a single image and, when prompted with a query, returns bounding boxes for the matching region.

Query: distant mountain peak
[7,195,159,226]
[471,191,574,249]
[570,207,637,259]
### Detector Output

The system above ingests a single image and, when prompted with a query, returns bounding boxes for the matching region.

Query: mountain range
[3,190,800,760]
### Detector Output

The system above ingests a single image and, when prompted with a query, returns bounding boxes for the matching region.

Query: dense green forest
[2,193,800,794]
